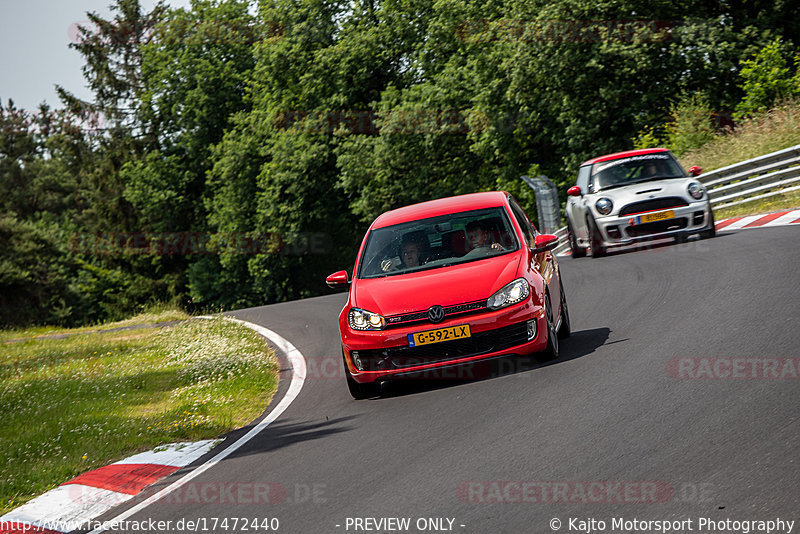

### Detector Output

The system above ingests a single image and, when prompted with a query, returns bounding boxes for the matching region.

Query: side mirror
[689,166,702,177]
[531,234,559,254]
[567,186,582,197]
[325,270,350,289]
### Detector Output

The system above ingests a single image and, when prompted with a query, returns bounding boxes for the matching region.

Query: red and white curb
[0,318,307,534]
[714,209,800,232]
[0,440,218,534]
[556,208,800,257]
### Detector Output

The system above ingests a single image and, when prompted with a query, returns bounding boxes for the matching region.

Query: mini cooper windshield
[358,207,519,278]
[592,153,685,191]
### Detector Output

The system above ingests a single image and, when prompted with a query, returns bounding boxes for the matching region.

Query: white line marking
[86,318,306,534]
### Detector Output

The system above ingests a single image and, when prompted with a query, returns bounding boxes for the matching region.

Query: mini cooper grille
[386,300,487,326]
[618,197,689,217]
[626,218,688,237]
[357,321,530,370]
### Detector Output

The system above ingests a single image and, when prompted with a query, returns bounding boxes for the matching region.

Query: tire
[539,293,560,361]
[699,210,716,239]
[567,220,586,258]
[343,354,381,399]
[587,217,606,258]
[556,279,571,339]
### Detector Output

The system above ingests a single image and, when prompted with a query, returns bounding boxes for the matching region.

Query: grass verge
[679,101,800,172]
[0,314,278,514]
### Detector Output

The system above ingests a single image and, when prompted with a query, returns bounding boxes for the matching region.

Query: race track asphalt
[93,225,800,533]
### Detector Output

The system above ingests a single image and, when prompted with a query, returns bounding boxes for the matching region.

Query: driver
[381,232,428,272]
[466,220,504,251]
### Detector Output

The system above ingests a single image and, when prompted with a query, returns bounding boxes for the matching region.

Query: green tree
[735,39,800,120]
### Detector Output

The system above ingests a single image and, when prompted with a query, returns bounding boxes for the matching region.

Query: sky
[0,0,191,112]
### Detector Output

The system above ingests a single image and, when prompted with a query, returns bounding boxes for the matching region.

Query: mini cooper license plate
[408,325,471,347]
[638,210,675,224]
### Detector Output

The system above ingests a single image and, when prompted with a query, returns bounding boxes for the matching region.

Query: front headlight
[348,308,386,330]
[687,182,704,200]
[487,278,530,310]
[595,197,613,215]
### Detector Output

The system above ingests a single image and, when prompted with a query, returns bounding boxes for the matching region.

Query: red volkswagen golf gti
[326,192,571,398]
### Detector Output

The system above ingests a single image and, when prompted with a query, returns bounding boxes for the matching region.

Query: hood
[353,252,522,316]
[593,177,696,214]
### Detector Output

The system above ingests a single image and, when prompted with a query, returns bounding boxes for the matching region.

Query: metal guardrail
[699,144,800,209]
[550,143,800,255]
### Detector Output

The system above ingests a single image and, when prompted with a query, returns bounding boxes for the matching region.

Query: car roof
[371,191,509,229]
[581,147,671,166]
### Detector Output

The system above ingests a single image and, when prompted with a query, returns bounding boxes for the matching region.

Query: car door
[509,198,561,318]
[567,164,592,241]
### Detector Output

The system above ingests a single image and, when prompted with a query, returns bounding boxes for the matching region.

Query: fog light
[527,319,537,341]
[606,225,621,239]
[693,211,704,225]
[351,351,364,371]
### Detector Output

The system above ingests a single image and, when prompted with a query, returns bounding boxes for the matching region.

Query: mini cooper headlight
[687,182,704,200]
[595,197,613,215]
[487,278,530,310]
[348,308,386,330]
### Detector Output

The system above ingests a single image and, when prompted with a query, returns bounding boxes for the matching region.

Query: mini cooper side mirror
[326,270,350,289]
[531,234,559,254]
[688,166,702,177]
[567,186,582,197]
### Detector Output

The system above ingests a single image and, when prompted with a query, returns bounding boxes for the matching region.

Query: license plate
[638,210,675,224]
[408,325,471,347]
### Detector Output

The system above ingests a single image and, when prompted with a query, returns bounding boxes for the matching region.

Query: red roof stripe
[581,148,670,166]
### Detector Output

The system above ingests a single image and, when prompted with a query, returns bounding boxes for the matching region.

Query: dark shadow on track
[377,327,611,399]
[574,233,733,259]
[225,416,359,458]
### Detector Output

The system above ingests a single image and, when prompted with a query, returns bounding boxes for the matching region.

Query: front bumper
[596,200,712,245]
[341,300,547,383]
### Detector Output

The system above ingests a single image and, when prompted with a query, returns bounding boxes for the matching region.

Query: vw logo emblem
[428,305,445,323]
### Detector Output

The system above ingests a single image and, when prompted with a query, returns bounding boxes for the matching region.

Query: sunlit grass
[679,100,800,172]
[0,315,278,513]
[0,306,190,343]
[714,189,800,220]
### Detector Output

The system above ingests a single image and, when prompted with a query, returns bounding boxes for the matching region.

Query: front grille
[626,218,688,237]
[358,321,530,371]
[618,197,688,217]
[386,300,487,327]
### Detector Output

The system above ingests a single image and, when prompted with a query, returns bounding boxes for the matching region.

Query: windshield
[591,153,685,192]
[357,207,519,279]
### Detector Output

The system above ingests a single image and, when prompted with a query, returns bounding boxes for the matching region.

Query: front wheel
[567,220,586,258]
[588,218,606,258]
[343,354,381,399]
[699,210,716,239]
[556,280,571,339]
[538,293,560,361]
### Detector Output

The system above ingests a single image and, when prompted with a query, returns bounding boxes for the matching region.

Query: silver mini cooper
[565,148,715,258]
